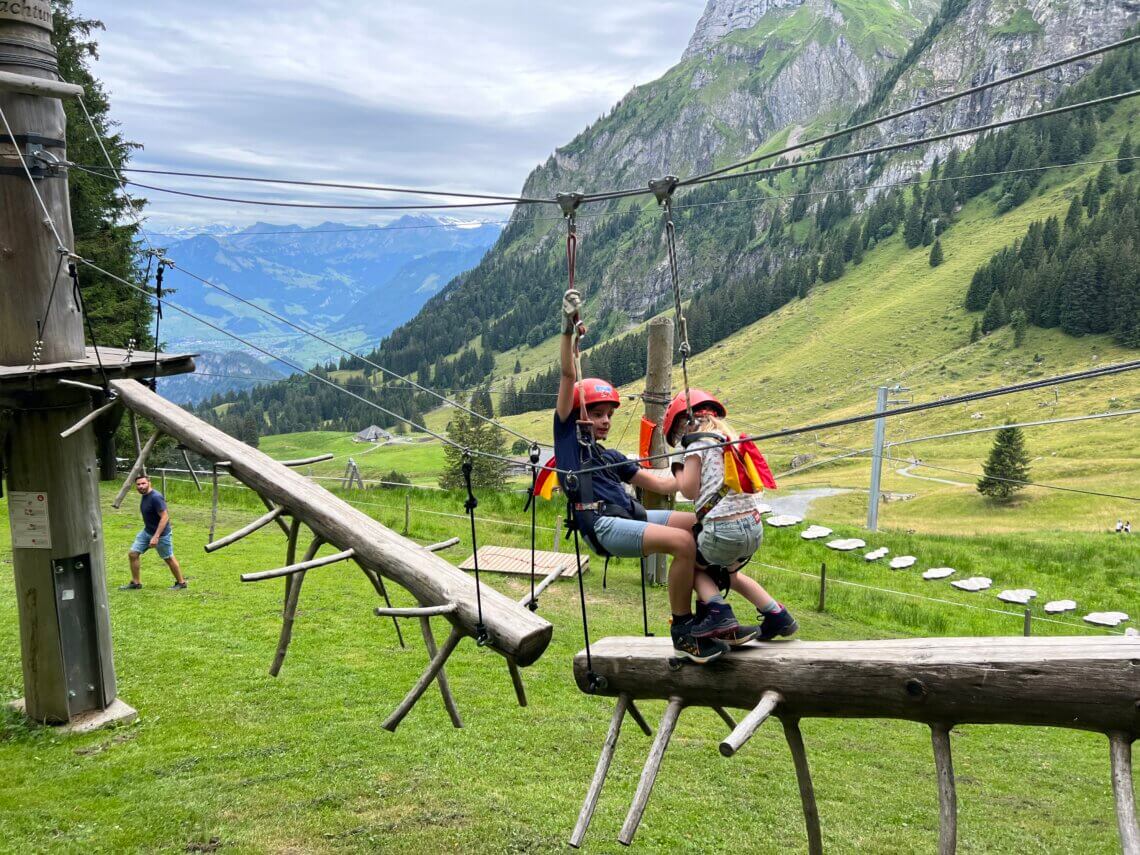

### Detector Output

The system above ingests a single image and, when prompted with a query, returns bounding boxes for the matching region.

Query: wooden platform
[0,346,196,393]
[460,545,587,579]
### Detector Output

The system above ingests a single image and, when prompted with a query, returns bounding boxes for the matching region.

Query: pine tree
[970,320,981,343]
[903,202,924,248]
[981,291,1008,333]
[929,239,944,267]
[513,358,522,374]
[1011,308,1027,347]
[1065,195,1083,230]
[1097,162,1115,194]
[1119,133,1134,174]
[976,426,1031,500]
[921,220,935,247]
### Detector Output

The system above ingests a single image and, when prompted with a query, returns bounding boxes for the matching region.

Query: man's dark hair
[135,474,149,482]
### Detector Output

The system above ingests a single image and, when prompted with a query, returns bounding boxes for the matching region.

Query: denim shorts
[131,528,174,560]
[592,510,674,558]
[697,512,763,568]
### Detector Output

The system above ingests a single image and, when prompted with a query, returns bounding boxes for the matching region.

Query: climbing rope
[461,451,488,645]
[68,262,111,393]
[151,258,166,389]
[651,176,694,428]
[528,442,540,611]
[567,492,603,693]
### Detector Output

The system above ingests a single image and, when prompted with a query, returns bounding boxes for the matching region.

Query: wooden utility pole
[0,6,193,729]
[642,317,674,585]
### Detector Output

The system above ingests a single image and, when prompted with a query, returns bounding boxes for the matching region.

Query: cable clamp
[556,191,584,218]
[528,442,541,465]
[461,450,478,512]
[585,671,608,694]
[475,623,489,646]
[649,175,678,205]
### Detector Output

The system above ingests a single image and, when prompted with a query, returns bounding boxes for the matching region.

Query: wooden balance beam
[571,635,1140,852]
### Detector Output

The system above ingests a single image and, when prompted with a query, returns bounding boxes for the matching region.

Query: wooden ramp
[460,545,586,578]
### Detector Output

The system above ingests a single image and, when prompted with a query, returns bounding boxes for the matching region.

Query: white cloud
[80,0,705,229]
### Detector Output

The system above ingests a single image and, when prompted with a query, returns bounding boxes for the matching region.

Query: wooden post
[618,696,683,845]
[720,690,782,757]
[553,516,562,553]
[1109,733,1140,855]
[0,7,126,726]
[817,562,827,612]
[782,717,823,855]
[642,317,674,585]
[208,463,219,542]
[931,724,958,855]
[570,694,629,848]
[160,468,166,495]
[1023,608,1032,637]
[403,491,410,535]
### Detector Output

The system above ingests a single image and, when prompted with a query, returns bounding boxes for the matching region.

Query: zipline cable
[76,257,521,469]
[162,263,543,447]
[74,163,550,204]
[685,32,1140,185]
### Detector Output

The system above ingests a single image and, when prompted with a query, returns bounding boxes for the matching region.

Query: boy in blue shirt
[556,289,747,662]
[121,474,187,590]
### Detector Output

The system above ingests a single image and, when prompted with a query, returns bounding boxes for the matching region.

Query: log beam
[574,636,1140,733]
[112,379,551,666]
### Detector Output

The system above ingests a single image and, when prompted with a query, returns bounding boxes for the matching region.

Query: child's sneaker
[170,581,188,590]
[671,619,728,664]
[690,600,740,639]
[758,605,798,640]
[720,622,759,646]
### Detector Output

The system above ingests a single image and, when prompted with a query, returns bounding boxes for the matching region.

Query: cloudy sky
[81,0,707,232]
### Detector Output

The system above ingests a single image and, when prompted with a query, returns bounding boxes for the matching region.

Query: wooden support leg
[112,430,159,508]
[420,617,462,729]
[714,707,737,730]
[1109,732,1140,855]
[208,464,219,542]
[627,700,653,737]
[269,527,320,678]
[181,447,202,490]
[569,694,630,849]
[358,564,405,649]
[931,723,957,855]
[618,696,684,846]
[720,690,782,757]
[382,627,463,732]
[506,656,527,708]
[782,717,823,855]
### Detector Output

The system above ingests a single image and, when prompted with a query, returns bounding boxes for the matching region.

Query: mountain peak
[683,0,808,59]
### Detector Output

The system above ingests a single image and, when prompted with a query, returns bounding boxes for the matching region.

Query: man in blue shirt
[121,474,187,590]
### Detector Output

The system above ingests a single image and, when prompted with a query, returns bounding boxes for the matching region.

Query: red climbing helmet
[572,378,621,412]
[663,388,726,445]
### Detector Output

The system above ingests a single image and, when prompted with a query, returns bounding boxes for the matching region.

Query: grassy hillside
[448,108,1140,535]
[1,484,1136,852]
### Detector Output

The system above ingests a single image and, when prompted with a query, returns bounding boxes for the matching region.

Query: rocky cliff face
[830,0,1140,188]
[683,0,811,59]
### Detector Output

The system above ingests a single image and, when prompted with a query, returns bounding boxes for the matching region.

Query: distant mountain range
[144,215,501,401]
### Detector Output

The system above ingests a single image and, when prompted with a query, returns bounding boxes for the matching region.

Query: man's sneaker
[671,623,728,664]
[720,622,759,647]
[170,581,187,590]
[758,606,799,641]
[690,600,740,639]
[118,581,142,590]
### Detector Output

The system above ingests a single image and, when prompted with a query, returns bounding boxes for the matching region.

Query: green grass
[1,484,1137,852]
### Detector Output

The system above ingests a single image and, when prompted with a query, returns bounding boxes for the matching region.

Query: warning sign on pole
[8,491,52,549]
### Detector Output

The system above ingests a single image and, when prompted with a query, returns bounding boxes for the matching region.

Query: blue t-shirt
[140,490,172,534]
[552,412,639,511]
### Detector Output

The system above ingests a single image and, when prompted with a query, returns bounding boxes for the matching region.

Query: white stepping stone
[951,576,992,592]
[1126,627,1139,637]
[922,567,955,580]
[1044,599,1077,614]
[826,537,866,551]
[888,555,917,570]
[1084,611,1130,627]
[864,547,889,561]
[801,525,832,540]
[997,589,1037,605]
[765,514,802,528]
